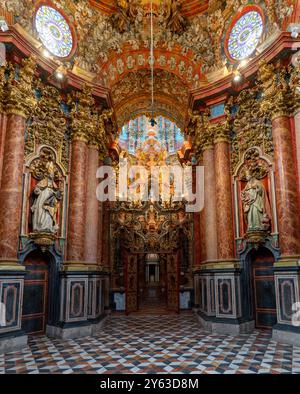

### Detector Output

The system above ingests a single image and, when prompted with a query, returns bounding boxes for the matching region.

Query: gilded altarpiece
[230,88,278,253]
[110,202,193,313]
[20,84,69,256]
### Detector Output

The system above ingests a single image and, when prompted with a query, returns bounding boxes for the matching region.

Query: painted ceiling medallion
[227,10,263,61]
[35,5,73,58]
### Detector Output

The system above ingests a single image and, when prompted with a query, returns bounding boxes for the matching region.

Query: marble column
[214,138,235,261]
[0,113,26,264]
[203,147,218,261]
[97,202,104,266]
[272,115,300,257]
[66,136,88,264]
[84,146,99,264]
[0,112,7,186]
[294,109,300,195]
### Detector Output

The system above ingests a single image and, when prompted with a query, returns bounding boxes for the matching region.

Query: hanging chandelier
[149,0,157,127]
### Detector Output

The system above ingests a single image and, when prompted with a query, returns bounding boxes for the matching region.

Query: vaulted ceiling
[0,0,296,129]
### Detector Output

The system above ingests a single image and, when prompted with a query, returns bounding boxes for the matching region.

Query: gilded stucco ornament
[25,84,69,171]
[6,56,37,118]
[69,85,95,143]
[258,60,293,119]
[231,87,273,172]
[289,57,300,111]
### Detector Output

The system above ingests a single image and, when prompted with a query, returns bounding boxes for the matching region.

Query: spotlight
[42,48,50,58]
[233,71,242,83]
[239,59,248,68]
[55,71,64,80]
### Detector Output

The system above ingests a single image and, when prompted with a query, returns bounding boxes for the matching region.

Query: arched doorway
[250,247,277,329]
[21,250,50,335]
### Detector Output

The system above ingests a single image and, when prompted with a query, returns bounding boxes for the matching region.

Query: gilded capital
[6,56,37,118]
[69,85,95,144]
[213,120,231,144]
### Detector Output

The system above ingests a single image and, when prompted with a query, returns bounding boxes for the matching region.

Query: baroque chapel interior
[0,0,299,368]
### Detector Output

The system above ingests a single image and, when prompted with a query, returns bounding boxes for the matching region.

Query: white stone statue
[241,171,270,232]
[31,161,62,234]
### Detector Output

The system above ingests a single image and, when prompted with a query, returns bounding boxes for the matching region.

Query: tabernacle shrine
[0,0,299,374]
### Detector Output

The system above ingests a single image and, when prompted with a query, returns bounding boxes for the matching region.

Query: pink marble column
[203,148,218,261]
[0,114,26,262]
[84,146,99,264]
[97,202,104,266]
[67,137,88,263]
[0,112,7,186]
[294,110,300,195]
[214,140,235,261]
[272,116,300,256]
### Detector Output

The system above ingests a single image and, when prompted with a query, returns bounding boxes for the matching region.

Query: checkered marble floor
[1,314,300,374]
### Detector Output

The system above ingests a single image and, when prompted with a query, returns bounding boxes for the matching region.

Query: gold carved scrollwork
[6,56,37,118]
[258,60,293,120]
[188,108,213,160]
[25,83,69,170]
[289,57,300,111]
[231,87,273,172]
[69,85,95,144]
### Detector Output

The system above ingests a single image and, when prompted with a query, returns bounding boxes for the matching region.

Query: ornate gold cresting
[258,59,292,120]
[6,55,37,118]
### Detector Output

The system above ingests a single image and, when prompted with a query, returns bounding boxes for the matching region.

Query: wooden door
[22,252,49,335]
[125,254,138,314]
[252,253,276,329]
[166,253,179,313]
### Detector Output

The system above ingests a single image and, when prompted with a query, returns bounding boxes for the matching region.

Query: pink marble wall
[0,114,25,259]
[84,147,99,263]
[203,148,218,261]
[0,112,7,187]
[272,116,300,256]
[214,141,235,260]
[67,139,88,262]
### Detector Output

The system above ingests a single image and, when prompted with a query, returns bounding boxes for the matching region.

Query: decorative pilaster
[0,56,36,266]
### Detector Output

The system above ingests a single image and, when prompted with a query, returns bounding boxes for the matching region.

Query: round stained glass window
[227,10,263,61]
[35,6,73,58]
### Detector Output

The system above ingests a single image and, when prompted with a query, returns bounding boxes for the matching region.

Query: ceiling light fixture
[42,48,50,58]
[233,70,242,83]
